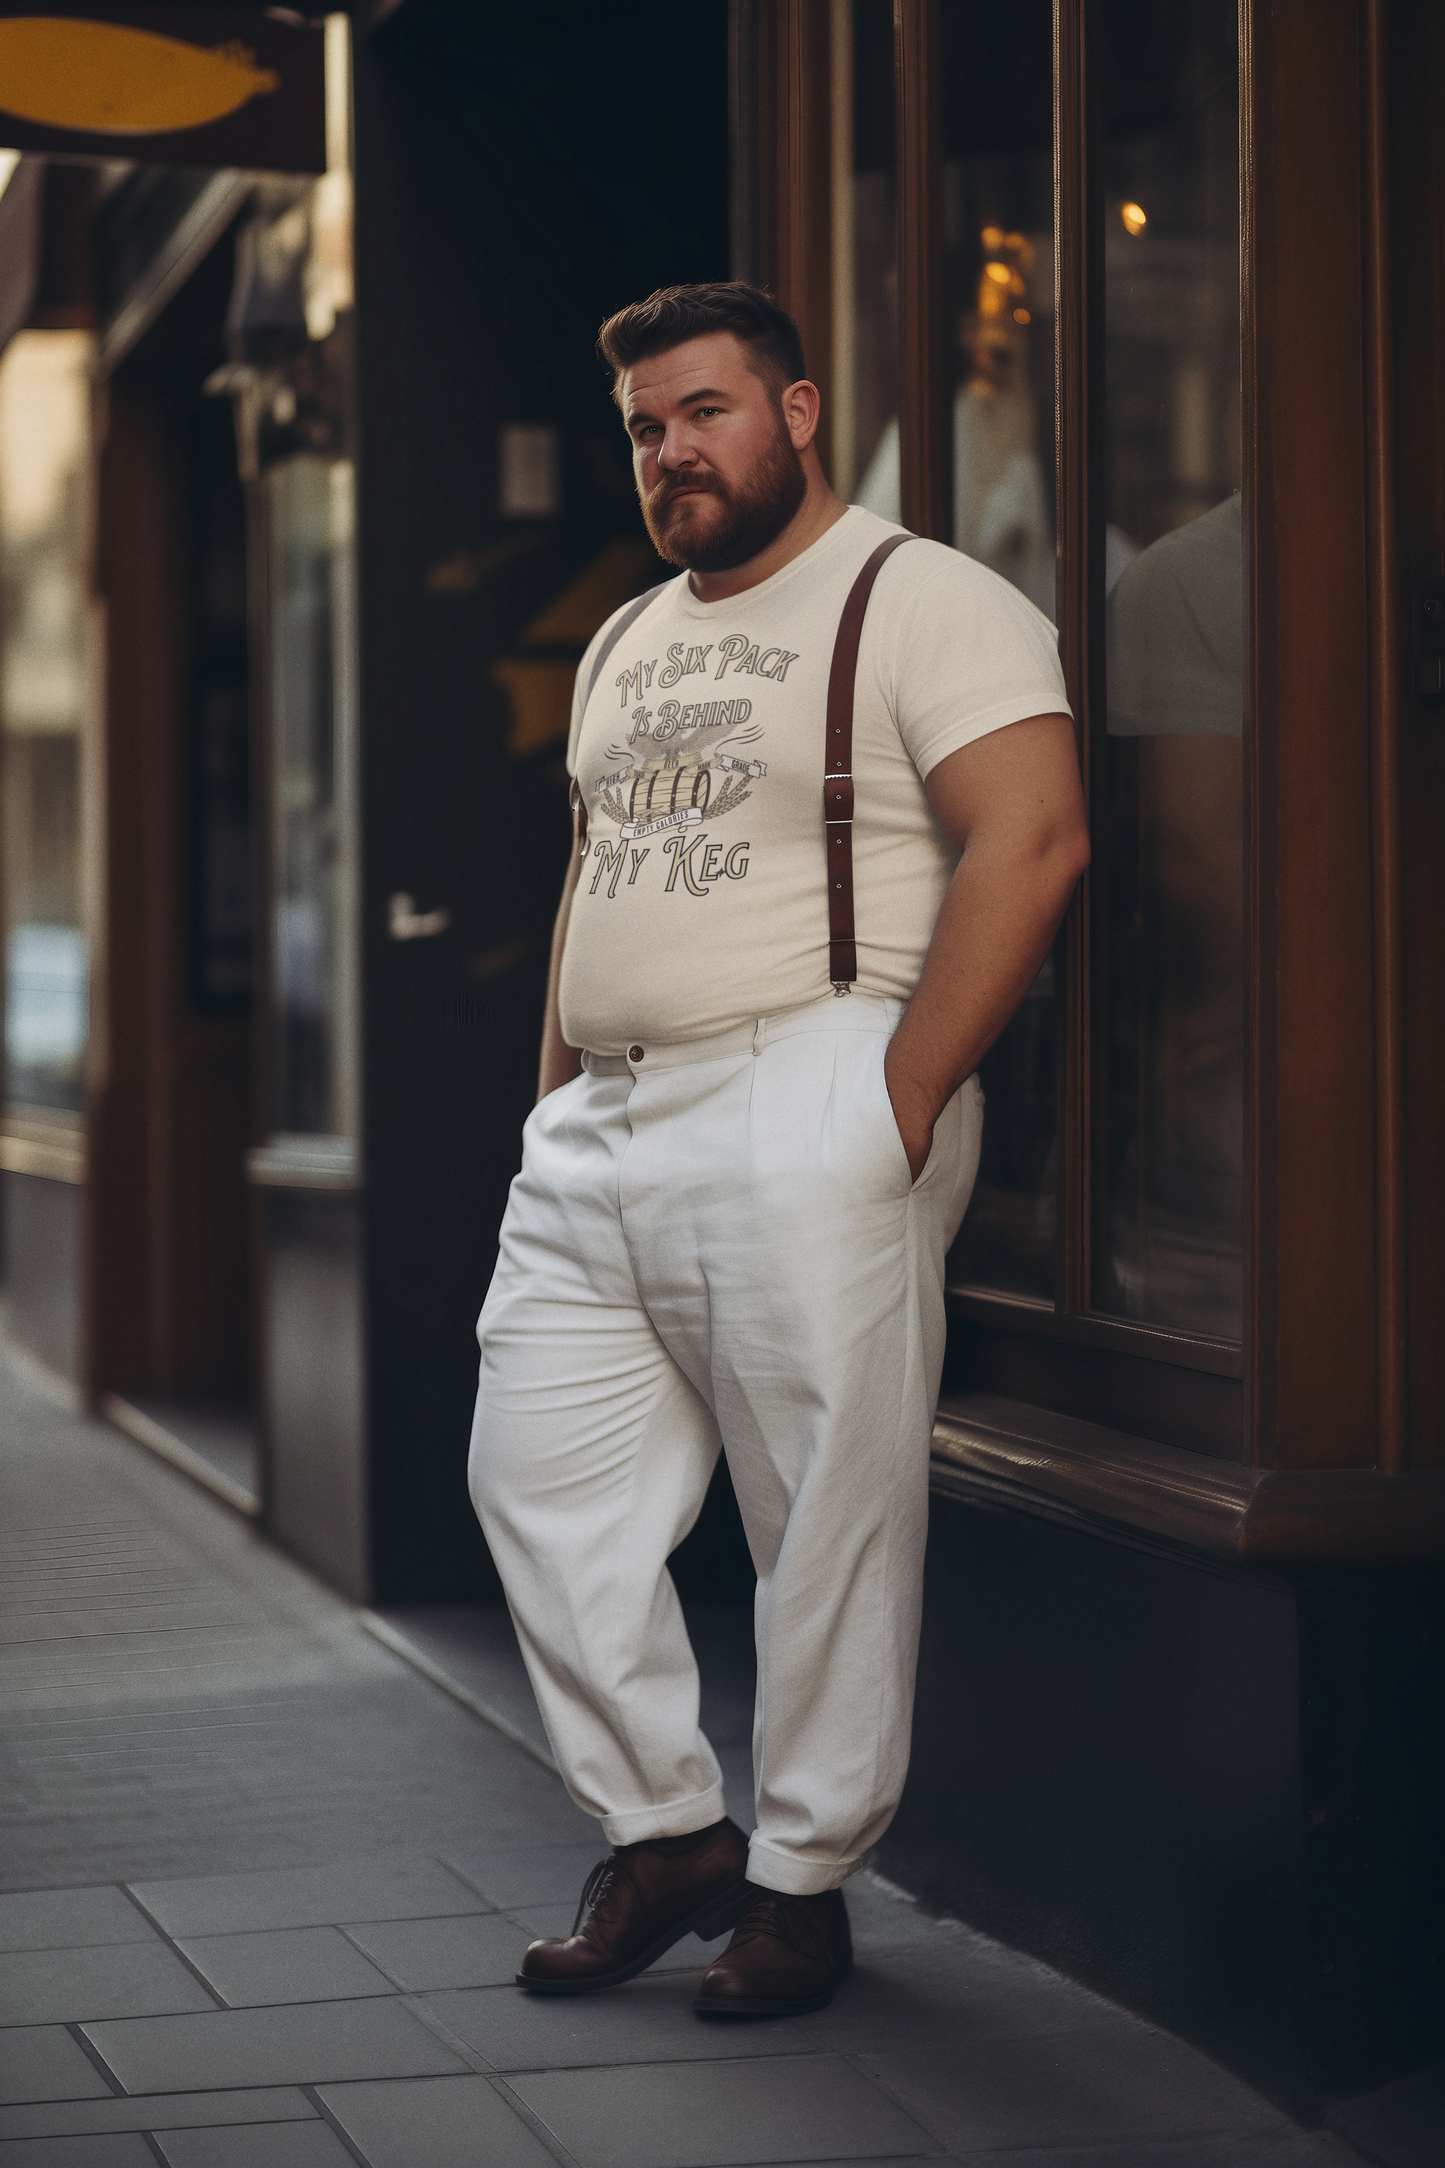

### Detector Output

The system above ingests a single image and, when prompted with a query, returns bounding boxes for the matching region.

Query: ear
[780,378,821,454]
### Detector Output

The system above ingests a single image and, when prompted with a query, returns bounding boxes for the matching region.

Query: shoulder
[877,534,1050,619]
[867,535,1061,662]
[1106,500,1242,673]
[1110,496,1241,609]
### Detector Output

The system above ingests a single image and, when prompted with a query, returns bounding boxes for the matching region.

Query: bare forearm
[885,831,1083,1158]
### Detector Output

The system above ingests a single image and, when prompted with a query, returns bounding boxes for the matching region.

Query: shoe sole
[517,1878,751,1995]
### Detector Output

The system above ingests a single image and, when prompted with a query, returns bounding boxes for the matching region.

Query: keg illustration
[628,759,712,824]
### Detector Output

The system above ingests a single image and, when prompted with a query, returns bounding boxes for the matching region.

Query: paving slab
[848,2026,1290,2155]
[0,2030,112,2108]
[177,1926,396,2008]
[789,1940,1149,2055]
[0,2139,157,2167]
[509,2055,940,2167]
[340,1910,534,1992]
[153,2123,356,2167]
[82,1996,468,2095]
[129,1856,488,1939]
[440,1842,605,1911]
[0,2090,317,2144]
[0,1360,585,1895]
[321,2073,562,2167]
[0,1942,217,2026]
[424,1973,817,2071]
[0,1889,157,1956]
[942,2142,1364,2167]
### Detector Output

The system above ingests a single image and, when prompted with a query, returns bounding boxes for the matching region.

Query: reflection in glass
[1097,0,1243,1341]
[831,0,898,508]
[0,331,94,1111]
[933,0,1058,1302]
[189,402,253,1008]
[268,454,359,1139]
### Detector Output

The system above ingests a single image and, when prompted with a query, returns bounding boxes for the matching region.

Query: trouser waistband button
[628,1044,645,1061]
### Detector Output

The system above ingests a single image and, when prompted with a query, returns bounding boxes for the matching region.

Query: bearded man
[468,282,1088,2017]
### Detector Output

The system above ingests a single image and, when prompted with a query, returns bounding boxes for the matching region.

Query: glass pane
[188,401,252,1009]
[833,0,899,510]
[0,331,94,1112]
[1096,0,1243,1340]
[938,0,1059,1303]
[269,453,359,1139]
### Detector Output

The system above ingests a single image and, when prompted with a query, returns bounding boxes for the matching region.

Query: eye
[696,406,722,418]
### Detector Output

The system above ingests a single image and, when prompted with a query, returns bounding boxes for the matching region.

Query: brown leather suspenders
[824,532,915,991]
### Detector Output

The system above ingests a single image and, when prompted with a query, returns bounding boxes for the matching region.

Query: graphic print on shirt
[582,630,800,902]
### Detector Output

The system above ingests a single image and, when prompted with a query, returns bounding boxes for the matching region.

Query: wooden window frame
[733,0,1438,1491]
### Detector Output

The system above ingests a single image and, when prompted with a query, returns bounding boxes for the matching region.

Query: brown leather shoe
[695,1884,853,2016]
[517,1818,750,1994]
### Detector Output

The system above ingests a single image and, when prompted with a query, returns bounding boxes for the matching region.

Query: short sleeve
[883,546,1071,779]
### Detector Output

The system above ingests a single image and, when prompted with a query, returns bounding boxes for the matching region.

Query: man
[469,282,1087,2017]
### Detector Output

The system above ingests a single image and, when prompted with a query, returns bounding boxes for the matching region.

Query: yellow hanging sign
[0,16,278,135]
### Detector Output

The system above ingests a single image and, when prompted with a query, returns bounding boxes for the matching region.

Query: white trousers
[468,992,982,1896]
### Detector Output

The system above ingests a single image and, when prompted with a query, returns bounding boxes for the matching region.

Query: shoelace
[570,1858,626,1938]
[727,1892,827,1960]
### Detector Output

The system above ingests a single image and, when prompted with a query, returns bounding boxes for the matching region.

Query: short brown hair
[597,281,807,400]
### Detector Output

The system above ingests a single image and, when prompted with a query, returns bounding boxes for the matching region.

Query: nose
[657,420,698,471]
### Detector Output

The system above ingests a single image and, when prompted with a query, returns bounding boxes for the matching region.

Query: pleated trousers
[468,991,982,1895]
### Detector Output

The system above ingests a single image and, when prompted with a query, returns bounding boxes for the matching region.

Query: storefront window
[937,0,1058,1303]
[834,0,899,510]
[0,331,93,1113]
[1095,0,1243,1340]
[268,453,359,1139]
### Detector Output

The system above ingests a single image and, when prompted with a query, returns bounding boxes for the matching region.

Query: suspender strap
[824,532,915,989]
[571,577,675,850]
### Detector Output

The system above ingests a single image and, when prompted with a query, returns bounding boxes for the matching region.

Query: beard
[641,421,807,573]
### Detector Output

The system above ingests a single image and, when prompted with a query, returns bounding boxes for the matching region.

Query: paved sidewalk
[0,1357,1431,2167]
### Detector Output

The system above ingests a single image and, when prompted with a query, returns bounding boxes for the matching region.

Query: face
[620,332,808,573]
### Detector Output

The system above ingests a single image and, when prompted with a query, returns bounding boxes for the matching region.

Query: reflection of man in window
[856,232,1054,618]
[951,234,1054,617]
[1105,492,1244,1338]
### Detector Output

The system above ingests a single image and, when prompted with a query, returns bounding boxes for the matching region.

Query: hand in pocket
[883,1042,935,1183]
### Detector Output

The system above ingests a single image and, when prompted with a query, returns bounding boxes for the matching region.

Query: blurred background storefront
[0,0,1439,2119]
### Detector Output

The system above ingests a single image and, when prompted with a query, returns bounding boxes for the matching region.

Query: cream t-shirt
[560,504,1069,1055]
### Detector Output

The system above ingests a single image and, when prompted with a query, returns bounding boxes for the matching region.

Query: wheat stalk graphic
[708,775,753,819]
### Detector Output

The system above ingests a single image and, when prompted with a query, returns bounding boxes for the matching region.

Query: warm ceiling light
[985,261,1012,285]
[981,224,1005,250]
[1013,307,1031,325]
[1121,201,1147,236]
